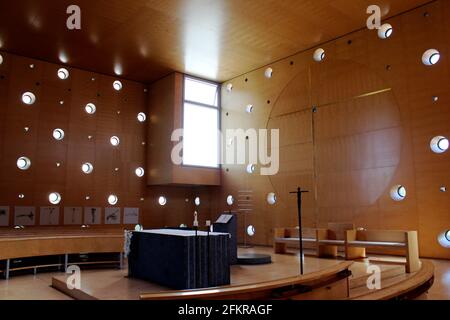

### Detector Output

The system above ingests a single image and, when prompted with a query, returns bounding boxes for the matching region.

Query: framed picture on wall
[84,207,101,225]
[64,207,83,225]
[124,208,139,225]
[40,207,60,225]
[105,207,121,225]
[0,206,9,226]
[14,207,36,226]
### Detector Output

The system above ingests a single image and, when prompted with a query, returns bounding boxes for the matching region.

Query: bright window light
[184,77,219,107]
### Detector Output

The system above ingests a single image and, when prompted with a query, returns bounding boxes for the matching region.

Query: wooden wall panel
[220,1,450,259]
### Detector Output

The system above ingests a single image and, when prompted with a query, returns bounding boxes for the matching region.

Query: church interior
[0,0,449,302]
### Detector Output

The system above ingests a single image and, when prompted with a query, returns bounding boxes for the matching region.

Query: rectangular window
[183,76,220,168]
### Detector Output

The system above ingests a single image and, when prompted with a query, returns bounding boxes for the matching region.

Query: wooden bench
[273,227,319,254]
[317,223,355,257]
[345,229,421,273]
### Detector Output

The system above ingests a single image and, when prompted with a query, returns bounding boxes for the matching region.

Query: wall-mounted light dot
[264,67,273,78]
[422,49,441,66]
[378,23,393,39]
[140,197,145,201]
[247,225,256,237]
[110,136,120,146]
[141,141,146,146]
[52,128,65,141]
[56,162,61,168]
[390,185,406,201]
[430,136,449,154]
[49,192,61,205]
[137,112,146,122]
[17,157,31,170]
[113,80,123,91]
[59,100,64,105]
[446,230,450,242]
[246,104,254,113]
[226,83,233,92]
[88,135,93,140]
[29,64,35,69]
[313,48,325,62]
[22,92,36,105]
[108,194,118,205]
[57,68,69,80]
[267,193,277,205]
[0,54,3,65]
[440,186,447,193]
[158,196,167,206]
[135,167,145,177]
[85,103,96,114]
[117,110,121,115]
[85,196,91,200]
[194,197,201,206]
[19,194,25,199]
[114,167,119,172]
[24,127,29,133]
[246,164,256,174]
[226,195,234,206]
[438,230,450,248]
[432,96,439,102]
[82,162,93,174]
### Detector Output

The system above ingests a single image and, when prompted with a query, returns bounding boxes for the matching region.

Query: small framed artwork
[105,207,121,225]
[84,207,101,225]
[14,207,36,226]
[64,207,83,225]
[124,207,139,225]
[40,207,60,225]
[0,206,9,226]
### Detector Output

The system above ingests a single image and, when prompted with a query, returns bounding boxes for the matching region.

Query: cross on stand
[289,187,309,275]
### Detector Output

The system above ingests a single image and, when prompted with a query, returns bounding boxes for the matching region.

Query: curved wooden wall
[219,1,450,259]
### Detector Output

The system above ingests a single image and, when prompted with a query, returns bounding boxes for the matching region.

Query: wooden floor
[0,246,448,300]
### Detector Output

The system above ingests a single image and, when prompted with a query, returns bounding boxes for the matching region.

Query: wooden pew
[345,229,421,273]
[317,223,355,258]
[273,227,319,254]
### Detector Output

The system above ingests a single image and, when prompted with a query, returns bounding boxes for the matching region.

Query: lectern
[213,213,238,265]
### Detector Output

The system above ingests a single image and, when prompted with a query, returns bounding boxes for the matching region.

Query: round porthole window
[226,83,233,92]
[108,194,118,205]
[137,112,147,122]
[49,192,61,205]
[264,67,273,78]
[22,92,36,105]
[110,136,120,146]
[246,164,256,174]
[82,162,93,174]
[113,80,123,91]
[422,49,441,66]
[267,192,277,205]
[313,48,325,62]
[378,23,393,39]
[430,136,449,154]
[53,128,65,141]
[135,167,145,177]
[85,103,96,115]
[246,104,254,113]
[226,195,234,206]
[57,68,69,80]
[194,197,200,206]
[438,230,450,248]
[17,157,31,170]
[446,230,450,242]
[390,185,407,201]
[247,225,256,237]
[158,196,167,206]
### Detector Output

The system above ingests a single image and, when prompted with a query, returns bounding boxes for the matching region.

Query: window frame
[181,75,221,169]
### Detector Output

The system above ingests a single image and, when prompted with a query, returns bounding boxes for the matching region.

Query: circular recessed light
[110,136,120,146]
[226,195,234,206]
[52,128,65,141]
[430,136,449,154]
[378,23,393,39]
[194,197,200,206]
[57,68,69,80]
[22,92,36,105]
[135,224,143,231]
[390,185,407,201]
[422,49,440,66]
[29,64,35,69]
[108,194,118,205]
[17,157,31,170]
[264,67,273,78]
[0,54,3,65]
[137,112,146,122]
[313,48,325,62]
[158,196,167,206]
[267,192,277,205]
[446,230,450,242]
[440,186,447,193]
[82,162,93,174]
[438,230,450,248]
[247,225,256,237]
[246,164,256,174]
[135,167,145,177]
[113,80,123,91]
[226,83,233,92]
[19,194,25,199]
[49,192,61,205]
[85,103,96,114]
[246,104,254,113]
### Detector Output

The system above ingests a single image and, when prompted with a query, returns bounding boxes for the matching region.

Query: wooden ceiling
[0,0,432,83]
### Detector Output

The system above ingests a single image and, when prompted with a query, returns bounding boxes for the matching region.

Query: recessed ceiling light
[57,68,69,80]
[110,136,120,146]
[378,23,393,39]
[135,167,145,177]
[113,80,123,91]
[17,157,31,170]
[49,192,61,205]
[313,48,325,62]
[422,49,441,66]
[108,194,118,205]
[22,92,36,105]
[85,103,96,114]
